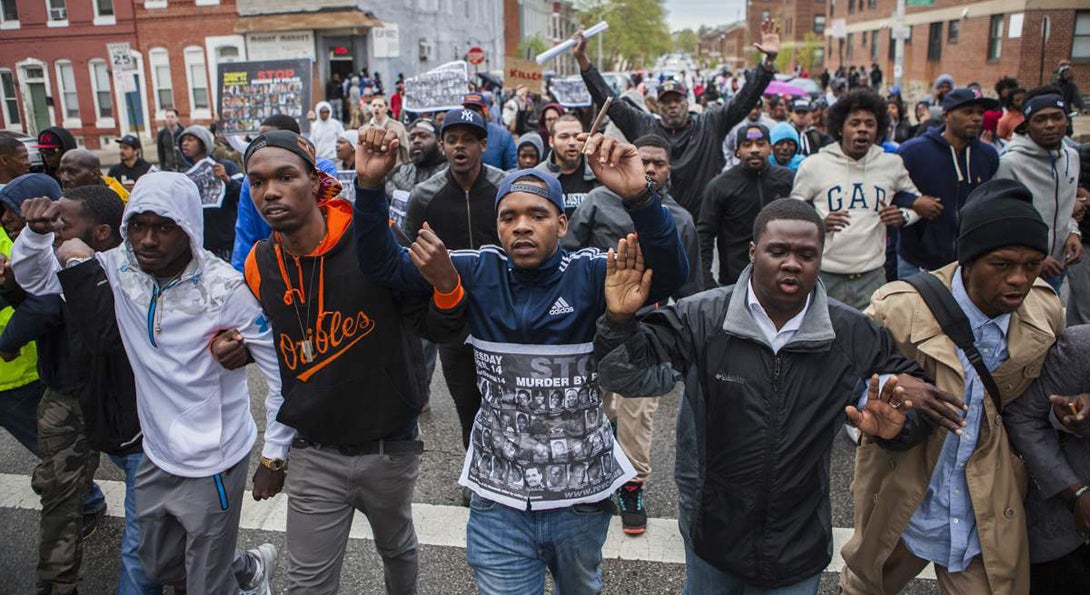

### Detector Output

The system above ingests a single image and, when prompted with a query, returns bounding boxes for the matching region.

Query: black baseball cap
[117,134,141,150]
[942,88,999,113]
[440,108,488,139]
[791,98,812,112]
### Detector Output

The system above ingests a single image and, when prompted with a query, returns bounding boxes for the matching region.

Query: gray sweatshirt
[995,134,1081,261]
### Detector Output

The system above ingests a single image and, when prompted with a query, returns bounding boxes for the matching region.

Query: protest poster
[403,61,469,113]
[217,60,312,134]
[185,158,226,209]
[459,338,634,510]
[504,57,544,95]
[336,170,357,203]
[548,75,592,108]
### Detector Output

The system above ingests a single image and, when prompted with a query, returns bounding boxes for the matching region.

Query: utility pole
[893,0,905,89]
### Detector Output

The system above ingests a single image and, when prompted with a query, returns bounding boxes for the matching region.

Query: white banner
[403,61,469,112]
[372,24,400,59]
[548,76,592,108]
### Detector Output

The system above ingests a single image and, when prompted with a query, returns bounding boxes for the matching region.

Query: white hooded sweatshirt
[310,100,345,161]
[12,172,295,477]
[791,143,920,275]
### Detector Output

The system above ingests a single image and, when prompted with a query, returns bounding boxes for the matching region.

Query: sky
[664,0,749,32]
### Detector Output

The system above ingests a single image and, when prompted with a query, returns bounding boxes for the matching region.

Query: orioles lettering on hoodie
[278,308,376,380]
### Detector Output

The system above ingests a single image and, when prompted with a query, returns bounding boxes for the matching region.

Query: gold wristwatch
[260,456,287,471]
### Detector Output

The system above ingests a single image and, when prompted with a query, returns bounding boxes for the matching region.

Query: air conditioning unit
[418,40,432,61]
[49,7,67,20]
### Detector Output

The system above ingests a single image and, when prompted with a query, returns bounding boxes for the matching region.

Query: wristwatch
[622,176,657,210]
[260,456,287,472]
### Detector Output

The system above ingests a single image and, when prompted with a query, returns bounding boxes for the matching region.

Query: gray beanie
[179,125,215,154]
[516,132,545,163]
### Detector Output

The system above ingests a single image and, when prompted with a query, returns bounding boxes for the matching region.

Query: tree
[518,36,552,61]
[574,0,671,70]
[673,28,699,55]
[796,33,823,72]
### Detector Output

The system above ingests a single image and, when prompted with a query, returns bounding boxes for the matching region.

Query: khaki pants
[602,392,658,483]
[840,540,990,595]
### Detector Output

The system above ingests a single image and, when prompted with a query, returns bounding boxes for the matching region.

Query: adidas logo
[549,297,575,316]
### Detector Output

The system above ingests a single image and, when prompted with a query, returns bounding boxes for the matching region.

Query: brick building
[823,0,1089,98]
[747,0,829,70]
[504,0,579,74]
[0,0,140,148]
[698,23,749,71]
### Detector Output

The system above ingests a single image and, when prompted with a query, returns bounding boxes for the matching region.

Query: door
[28,82,48,135]
[124,72,145,134]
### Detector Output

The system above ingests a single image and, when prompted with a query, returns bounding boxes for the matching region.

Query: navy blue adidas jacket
[896,126,999,270]
[353,186,688,345]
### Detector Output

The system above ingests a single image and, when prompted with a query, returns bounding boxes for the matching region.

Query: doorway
[18,64,51,135]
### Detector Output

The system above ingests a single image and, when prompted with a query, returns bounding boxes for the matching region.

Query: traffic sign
[467,46,486,65]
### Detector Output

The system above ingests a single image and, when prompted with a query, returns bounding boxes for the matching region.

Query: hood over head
[178,125,215,154]
[122,172,206,272]
[516,132,545,160]
[770,122,801,146]
[315,101,333,118]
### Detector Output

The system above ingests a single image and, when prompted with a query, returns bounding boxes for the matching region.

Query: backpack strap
[902,273,1004,413]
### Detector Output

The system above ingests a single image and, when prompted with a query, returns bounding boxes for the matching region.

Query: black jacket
[405,164,505,250]
[594,267,921,587]
[579,63,773,217]
[56,259,142,454]
[156,124,186,172]
[0,288,79,393]
[697,164,795,288]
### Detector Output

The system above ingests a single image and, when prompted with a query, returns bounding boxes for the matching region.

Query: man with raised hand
[352,126,687,594]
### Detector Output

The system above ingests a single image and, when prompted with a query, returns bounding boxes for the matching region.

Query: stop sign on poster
[467,46,486,65]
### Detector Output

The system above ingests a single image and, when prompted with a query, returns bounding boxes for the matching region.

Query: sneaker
[239,543,278,595]
[617,481,647,536]
[80,504,106,542]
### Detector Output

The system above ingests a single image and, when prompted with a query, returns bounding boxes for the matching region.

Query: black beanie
[957,179,1049,265]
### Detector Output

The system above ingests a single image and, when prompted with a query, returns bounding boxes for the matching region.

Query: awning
[235,8,383,34]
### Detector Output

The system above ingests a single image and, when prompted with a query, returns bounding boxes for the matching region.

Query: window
[813,15,826,35]
[184,46,209,113]
[94,0,115,25]
[89,59,113,121]
[145,0,167,8]
[862,31,867,45]
[889,29,895,60]
[988,15,1003,61]
[871,29,880,61]
[0,70,19,127]
[868,0,876,8]
[54,61,79,122]
[1,0,19,29]
[195,0,219,5]
[215,46,240,63]
[149,48,173,112]
[46,0,67,25]
[927,22,942,61]
[847,33,854,59]
[1074,11,1090,59]
[848,0,854,14]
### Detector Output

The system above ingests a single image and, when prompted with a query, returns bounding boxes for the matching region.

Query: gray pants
[1067,250,1090,326]
[135,455,247,593]
[820,268,886,311]
[285,444,421,594]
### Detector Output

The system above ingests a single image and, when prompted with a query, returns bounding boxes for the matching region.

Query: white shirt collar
[746,281,812,353]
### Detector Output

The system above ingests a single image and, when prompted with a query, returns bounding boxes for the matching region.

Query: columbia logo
[549,297,574,316]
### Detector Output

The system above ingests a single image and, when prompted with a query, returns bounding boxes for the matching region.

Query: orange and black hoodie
[245,198,466,445]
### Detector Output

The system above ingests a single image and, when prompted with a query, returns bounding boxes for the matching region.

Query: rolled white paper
[535,21,610,64]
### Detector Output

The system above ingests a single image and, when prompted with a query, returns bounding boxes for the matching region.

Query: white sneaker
[239,543,278,595]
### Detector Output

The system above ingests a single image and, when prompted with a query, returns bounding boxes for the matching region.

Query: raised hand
[580,133,647,201]
[605,233,653,322]
[754,19,781,58]
[356,125,401,189]
[845,375,913,440]
[20,197,63,236]
[409,222,459,294]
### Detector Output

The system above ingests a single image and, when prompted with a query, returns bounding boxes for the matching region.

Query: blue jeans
[685,542,821,595]
[897,257,926,281]
[466,494,612,594]
[109,452,162,595]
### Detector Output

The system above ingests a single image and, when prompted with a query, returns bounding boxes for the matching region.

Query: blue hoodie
[896,126,999,270]
[768,122,805,171]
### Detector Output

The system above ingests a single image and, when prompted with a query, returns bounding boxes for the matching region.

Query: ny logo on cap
[461,110,475,122]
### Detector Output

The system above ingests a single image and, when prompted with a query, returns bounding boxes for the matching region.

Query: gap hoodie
[995,134,1081,261]
[896,126,999,270]
[791,143,920,274]
[12,172,294,477]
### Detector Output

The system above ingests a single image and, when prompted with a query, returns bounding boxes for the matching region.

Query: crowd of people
[0,16,1089,595]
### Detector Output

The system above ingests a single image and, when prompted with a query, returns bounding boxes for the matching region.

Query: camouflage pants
[31,388,99,595]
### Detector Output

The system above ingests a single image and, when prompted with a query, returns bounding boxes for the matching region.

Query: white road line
[0,473,934,578]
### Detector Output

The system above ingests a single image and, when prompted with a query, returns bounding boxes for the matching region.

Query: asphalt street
[0,365,939,594]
